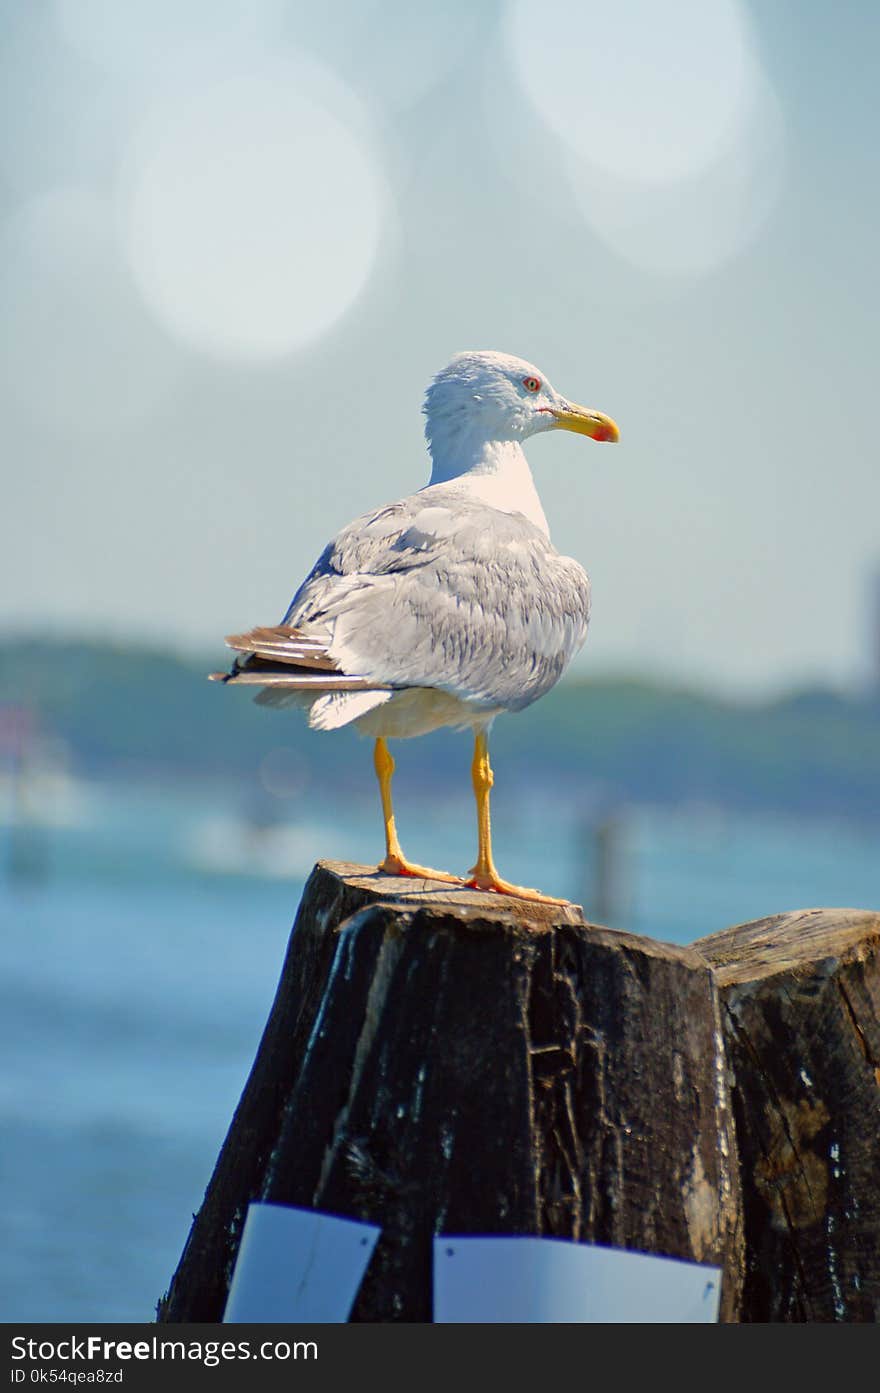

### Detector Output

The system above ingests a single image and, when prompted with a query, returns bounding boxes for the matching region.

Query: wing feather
[280,486,591,713]
[224,624,339,670]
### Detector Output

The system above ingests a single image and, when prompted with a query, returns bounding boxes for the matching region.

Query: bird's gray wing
[283,491,590,712]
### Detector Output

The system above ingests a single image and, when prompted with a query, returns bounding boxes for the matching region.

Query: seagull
[211,351,618,903]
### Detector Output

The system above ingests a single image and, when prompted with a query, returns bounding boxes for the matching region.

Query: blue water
[1,774,878,1321]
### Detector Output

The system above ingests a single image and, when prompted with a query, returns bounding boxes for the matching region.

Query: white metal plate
[223,1202,380,1323]
[434,1235,720,1323]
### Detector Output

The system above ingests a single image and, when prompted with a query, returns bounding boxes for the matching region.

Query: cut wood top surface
[313,861,707,963]
[323,858,585,924]
[693,907,880,986]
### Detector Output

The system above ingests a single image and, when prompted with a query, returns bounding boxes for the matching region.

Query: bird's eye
[522,376,541,393]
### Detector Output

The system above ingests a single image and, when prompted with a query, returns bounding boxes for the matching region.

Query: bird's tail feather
[209,622,393,728]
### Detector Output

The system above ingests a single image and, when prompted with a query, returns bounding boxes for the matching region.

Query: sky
[1,0,878,697]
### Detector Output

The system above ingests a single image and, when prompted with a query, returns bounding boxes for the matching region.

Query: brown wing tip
[208,671,229,682]
[224,625,321,653]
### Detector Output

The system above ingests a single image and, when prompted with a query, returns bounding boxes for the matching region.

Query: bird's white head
[423,350,619,469]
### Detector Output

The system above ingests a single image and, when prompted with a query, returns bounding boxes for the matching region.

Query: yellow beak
[547,402,620,443]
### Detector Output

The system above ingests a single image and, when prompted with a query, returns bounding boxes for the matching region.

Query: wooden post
[157,861,743,1322]
[581,811,627,925]
[694,908,880,1321]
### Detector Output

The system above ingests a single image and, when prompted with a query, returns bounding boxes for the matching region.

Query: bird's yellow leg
[373,738,461,884]
[464,730,569,905]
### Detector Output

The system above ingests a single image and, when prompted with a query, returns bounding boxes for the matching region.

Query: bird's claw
[378,855,463,885]
[464,867,570,906]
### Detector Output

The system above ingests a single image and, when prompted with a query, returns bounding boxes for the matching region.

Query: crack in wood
[837,977,880,1075]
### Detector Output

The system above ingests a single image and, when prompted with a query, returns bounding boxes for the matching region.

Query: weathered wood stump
[159,865,880,1322]
[158,861,743,1322]
[694,908,880,1321]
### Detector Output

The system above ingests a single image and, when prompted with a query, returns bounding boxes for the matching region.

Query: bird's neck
[426,436,549,536]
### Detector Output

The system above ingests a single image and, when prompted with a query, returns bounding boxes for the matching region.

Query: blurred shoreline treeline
[1,636,878,824]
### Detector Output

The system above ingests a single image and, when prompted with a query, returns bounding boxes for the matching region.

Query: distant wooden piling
[157,865,879,1323]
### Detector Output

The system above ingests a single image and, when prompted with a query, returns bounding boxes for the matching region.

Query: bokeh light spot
[503,0,783,277]
[123,61,386,361]
[565,73,786,276]
[507,0,755,186]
